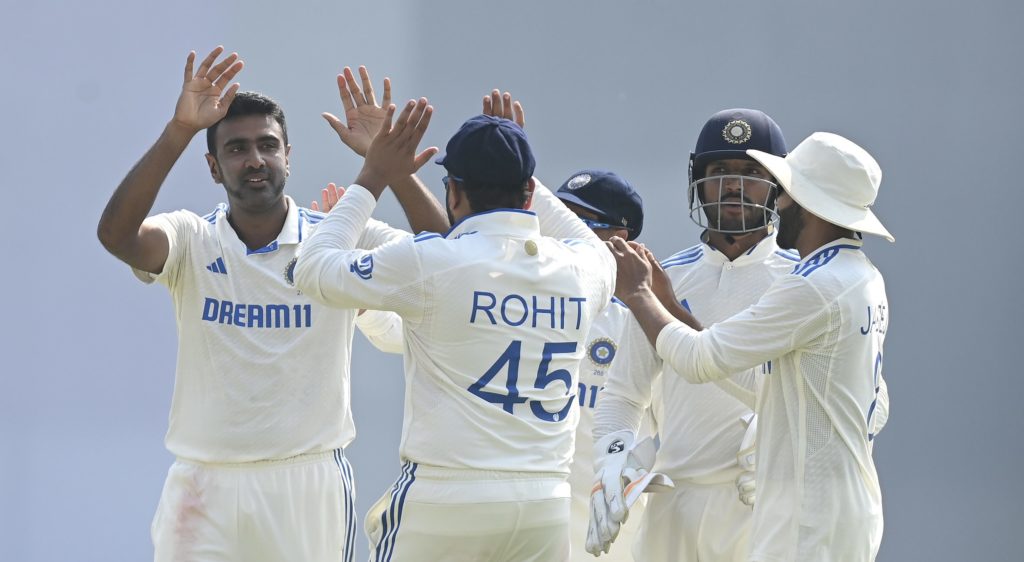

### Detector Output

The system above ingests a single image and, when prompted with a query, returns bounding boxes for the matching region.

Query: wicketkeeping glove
[735,413,758,508]
[586,431,673,556]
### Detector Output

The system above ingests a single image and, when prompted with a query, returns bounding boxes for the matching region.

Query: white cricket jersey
[134,196,407,463]
[293,183,615,474]
[604,235,800,482]
[656,238,888,562]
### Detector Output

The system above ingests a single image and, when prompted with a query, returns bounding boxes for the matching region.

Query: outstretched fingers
[322,112,346,136]
[220,82,241,107]
[381,77,392,107]
[389,99,417,137]
[379,103,397,137]
[411,102,437,170]
[213,59,244,90]
[489,89,502,116]
[344,67,367,106]
[482,89,525,127]
[336,73,356,113]
[194,46,225,81]
[358,66,376,106]
[183,51,196,84]
[512,100,525,128]
[207,52,240,82]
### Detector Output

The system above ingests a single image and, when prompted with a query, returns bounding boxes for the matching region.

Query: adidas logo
[206,257,228,275]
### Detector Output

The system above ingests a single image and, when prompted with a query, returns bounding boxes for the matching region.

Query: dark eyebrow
[221,135,281,148]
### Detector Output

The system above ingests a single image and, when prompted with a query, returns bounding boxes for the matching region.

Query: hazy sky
[2,0,1021,560]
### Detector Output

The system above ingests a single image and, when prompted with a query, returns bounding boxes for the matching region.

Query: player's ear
[206,153,223,184]
[285,144,291,176]
[523,177,536,210]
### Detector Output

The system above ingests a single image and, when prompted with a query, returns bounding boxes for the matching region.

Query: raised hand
[606,237,653,305]
[310,183,346,213]
[171,46,244,134]
[482,89,525,129]
[637,243,676,310]
[354,98,438,198]
[323,66,392,157]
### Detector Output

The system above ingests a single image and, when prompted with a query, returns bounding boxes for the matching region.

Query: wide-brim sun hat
[747,132,894,243]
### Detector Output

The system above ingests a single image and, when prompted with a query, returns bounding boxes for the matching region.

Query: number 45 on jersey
[468,340,577,422]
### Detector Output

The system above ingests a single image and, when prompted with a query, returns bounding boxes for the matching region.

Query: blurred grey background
[2,0,1020,560]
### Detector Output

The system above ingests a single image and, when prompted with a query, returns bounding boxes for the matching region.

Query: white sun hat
[747,132,894,242]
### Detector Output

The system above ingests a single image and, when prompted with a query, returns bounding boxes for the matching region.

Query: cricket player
[292,95,616,561]
[96,49,446,562]
[608,132,893,562]
[551,170,659,562]
[588,108,800,560]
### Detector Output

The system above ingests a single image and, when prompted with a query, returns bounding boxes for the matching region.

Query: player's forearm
[97,122,195,255]
[531,178,600,242]
[621,289,687,348]
[654,321,734,384]
[391,174,449,234]
[592,392,645,441]
[294,184,377,305]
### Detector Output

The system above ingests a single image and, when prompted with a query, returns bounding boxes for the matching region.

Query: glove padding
[735,413,757,508]
[586,431,673,556]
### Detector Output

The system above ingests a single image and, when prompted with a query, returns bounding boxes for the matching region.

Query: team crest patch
[588,338,617,366]
[284,257,298,285]
[722,119,753,144]
[567,174,592,190]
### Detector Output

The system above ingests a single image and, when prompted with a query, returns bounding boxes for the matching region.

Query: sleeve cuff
[339,183,378,212]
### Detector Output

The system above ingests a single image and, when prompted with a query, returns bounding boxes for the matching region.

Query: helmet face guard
[685,109,787,235]
[687,174,780,235]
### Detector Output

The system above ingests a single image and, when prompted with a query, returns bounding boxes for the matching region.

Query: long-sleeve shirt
[655,238,888,562]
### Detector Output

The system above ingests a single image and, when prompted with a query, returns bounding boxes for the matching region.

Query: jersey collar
[798,237,863,264]
[445,208,539,240]
[698,230,784,267]
[216,196,303,255]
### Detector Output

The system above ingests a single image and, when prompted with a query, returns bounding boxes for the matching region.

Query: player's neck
[795,219,856,257]
[227,197,290,251]
[705,229,769,261]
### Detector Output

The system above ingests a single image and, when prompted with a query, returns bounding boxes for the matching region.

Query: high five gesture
[172,47,244,135]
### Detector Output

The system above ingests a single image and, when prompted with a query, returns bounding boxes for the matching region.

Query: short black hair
[458,179,531,212]
[206,91,288,155]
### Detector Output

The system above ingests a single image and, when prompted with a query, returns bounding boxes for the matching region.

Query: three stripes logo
[206,257,228,275]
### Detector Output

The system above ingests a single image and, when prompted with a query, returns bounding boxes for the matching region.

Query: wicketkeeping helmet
[687,108,787,234]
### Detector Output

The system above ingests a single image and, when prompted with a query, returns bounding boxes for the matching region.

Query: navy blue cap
[689,108,787,185]
[556,170,644,240]
[435,115,535,186]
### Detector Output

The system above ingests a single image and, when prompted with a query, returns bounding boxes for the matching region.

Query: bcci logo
[588,338,616,366]
[566,174,592,190]
[284,257,298,285]
[722,119,753,144]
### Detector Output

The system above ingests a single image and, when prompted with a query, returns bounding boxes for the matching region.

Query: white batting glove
[586,430,634,556]
[736,413,758,508]
[586,432,673,556]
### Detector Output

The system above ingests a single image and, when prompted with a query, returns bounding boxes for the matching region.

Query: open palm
[172,46,244,133]
[324,66,392,157]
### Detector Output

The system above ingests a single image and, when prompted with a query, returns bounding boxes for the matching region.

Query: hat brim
[747,149,894,243]
[556,192,609,218]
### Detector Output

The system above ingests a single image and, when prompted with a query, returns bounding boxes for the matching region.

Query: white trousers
[366,462,571,562]
[633,481,752,562]
[151,449,356,562]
